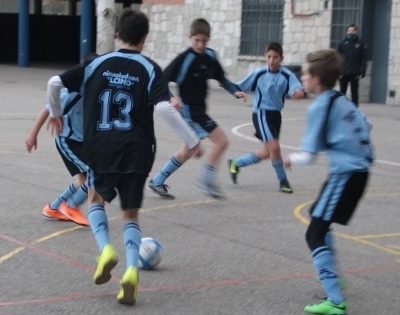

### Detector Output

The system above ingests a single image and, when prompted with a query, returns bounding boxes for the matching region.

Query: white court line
[231,121,400,168]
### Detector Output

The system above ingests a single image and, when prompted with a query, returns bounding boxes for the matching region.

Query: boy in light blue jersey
[285,49,373,315]
[228,42,304,193]
[25,53,98,226]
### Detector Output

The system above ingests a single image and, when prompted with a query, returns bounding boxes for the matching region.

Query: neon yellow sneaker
[94,244,118,285]
[304,300,347,314]
[117,266,139,305]
[228,159,239,184]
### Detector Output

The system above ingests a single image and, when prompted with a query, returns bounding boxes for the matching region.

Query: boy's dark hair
[80,52,99,66]
[306,49,342,89]
[347,23,358,30]
[190,18,211,37]
[116,9,149,45]
[265,42,283,57]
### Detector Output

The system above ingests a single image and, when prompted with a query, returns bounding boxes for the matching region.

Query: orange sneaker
[42,204,70,221]
[59,201,89,226]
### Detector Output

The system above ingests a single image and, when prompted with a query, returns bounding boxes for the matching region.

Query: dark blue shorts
[252,110,281,142]
[55,137,87,176]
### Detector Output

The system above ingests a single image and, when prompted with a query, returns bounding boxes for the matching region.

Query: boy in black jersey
[148,18,245,199]
[47,9,169,305]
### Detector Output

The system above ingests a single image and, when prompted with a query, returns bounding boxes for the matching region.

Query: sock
[312,246,343,304]
[200,163,217,185]
[50,183,77,210]
[123,221,142,268]
[271,159,287,182]
[235,152,261,168]
[152,156,182,185]
[88,204,109,252]
[67,181,88,208]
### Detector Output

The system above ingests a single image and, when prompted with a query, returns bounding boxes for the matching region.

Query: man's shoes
[304,300,347,314]
[228,159,239,184]
[42,204,70,221]
[94,244,118,285]
[279,179,293,193]
[59,201,89,226]
[117,266,139,305]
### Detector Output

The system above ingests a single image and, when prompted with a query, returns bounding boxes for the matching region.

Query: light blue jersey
[301,90,373,174]
[236,66,302,112]
[58,88,83,142]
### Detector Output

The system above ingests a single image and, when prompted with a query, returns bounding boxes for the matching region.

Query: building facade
[1,0,398,105]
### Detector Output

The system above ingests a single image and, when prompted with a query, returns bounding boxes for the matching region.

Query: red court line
[1,263,400,307]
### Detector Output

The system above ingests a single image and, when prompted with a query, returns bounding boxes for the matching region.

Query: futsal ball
[138,237,163,270]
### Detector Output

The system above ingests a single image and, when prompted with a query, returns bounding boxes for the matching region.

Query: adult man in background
[337,24,367,107]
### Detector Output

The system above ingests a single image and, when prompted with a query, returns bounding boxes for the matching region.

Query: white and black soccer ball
[138,237,163,270]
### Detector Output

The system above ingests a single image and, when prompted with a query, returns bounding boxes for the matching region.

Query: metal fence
[240,0,284,56]
[330,0,363,49]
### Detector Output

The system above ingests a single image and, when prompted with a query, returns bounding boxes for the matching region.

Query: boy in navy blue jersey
[228,42,304,193]
[147,18,245,199]
[47,9,169,305]
[285,49,373,315]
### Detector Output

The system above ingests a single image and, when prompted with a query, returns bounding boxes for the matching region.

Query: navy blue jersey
[236,65,302,112]
[164,47,239,112]
[61,49,169,174]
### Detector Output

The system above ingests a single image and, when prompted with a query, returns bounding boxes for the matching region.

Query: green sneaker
[117,266,139,305]
[280,179,293,193]
[304,300,347,315]
[94,244,118,285]
[228,159,239,184]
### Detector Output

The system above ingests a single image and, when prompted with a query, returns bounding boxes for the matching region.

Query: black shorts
[87,170,147,209]
[252,110,282,142]
[309,171,369,225]
[181,104,218,139]
[55,137,87,176]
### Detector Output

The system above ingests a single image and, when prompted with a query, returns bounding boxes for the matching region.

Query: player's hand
[170,96,182,110]
[47,117,63,136]
[292,90,305,99]
[283,158,291,170]
[235,91,247,102]
[25,135,37,153]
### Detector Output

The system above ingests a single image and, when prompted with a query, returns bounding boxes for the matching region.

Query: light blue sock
[67,182,88,208]
[152,156,182,185]
[50,183,77,210]
[312,246,343,304]
[271,159,287,182]
[235,152,261,168]
[88,204,109,252]
[123,221,142,268]
[200,163,217,185]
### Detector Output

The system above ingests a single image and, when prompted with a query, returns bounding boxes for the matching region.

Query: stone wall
[387,1,400,106]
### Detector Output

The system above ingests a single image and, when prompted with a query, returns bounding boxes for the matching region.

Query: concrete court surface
[0,64,399,315]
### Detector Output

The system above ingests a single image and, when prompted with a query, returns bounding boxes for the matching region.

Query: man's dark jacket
[337,34,367,77]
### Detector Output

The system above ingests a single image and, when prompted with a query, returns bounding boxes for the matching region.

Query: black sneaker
[228,159,239,184]
[280,179,293,193]
[147,180,175,199]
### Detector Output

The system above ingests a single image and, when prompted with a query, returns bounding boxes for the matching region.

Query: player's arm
[25,106,50,153]
[288,71,305,99]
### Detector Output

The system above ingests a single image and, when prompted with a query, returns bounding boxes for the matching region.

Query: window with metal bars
[330,0,363,49]
[240,0,284,56]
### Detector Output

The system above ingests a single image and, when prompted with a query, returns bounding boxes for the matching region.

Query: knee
[305,224,327,252]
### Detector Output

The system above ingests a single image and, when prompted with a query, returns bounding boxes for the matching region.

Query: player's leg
[116,173,147,305]
[148,145,193,197]
[228,112,267,184]
[269,139,292,193]
[87,170,118,285]
[198,126,228,198]
[54,137,89,224]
